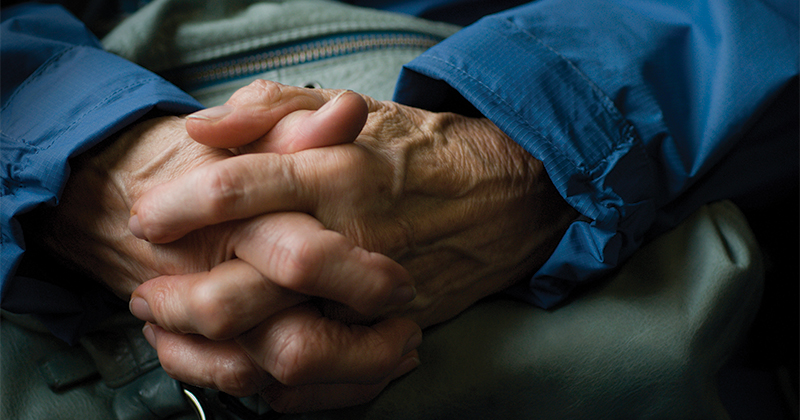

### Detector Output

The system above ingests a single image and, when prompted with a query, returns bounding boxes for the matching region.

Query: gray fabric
[189,47,439,106]
[2,311,194,420]
[102,0,460,103]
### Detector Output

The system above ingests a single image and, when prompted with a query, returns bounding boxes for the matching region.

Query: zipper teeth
[168,31,443,89]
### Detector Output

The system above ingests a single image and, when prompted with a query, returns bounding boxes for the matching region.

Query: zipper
[165,31,444,91]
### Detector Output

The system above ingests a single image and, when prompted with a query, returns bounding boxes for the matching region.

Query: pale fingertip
[387,284,416,306]
[402,329,423,356]
[142,323,157,348]
[391,353,421,381]
[323,90,353,109]
[186,105,233,122]
[315,90,365,120]
[128,214,146,240]
[317,91,346,112]
[130,297,156,323]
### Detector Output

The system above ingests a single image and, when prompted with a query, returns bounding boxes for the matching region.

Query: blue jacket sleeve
[394,0,799,307]
[1,4,203,342]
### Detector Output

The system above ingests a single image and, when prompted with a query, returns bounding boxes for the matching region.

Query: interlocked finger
[131,258,306,340]
[232,212,414,317]
[144,323,275,398]
[236,304,422,387]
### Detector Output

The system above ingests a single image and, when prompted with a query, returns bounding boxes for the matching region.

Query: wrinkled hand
[31,100,422,412]
[132,80,578,329]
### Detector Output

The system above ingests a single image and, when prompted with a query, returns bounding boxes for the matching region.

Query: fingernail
[402,330,423,355]
[387,284,416,306]
[130,297,155,323]
[142,324,157,348]
[128,214,145,240]
[186,105,233,121]
[317,90,351,114]
[391,354,421,380]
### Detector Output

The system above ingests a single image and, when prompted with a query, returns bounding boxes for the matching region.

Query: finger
[143,323,275,397]
[233,212,414,316]
[129,150,314,243]
[130,258,307,340]
[131,213,414,334]
[185,81,367,152]
[236,304,422,387]
[185,80,326,148]
[262,350,420,413]
[237,90,368,154]
[130,96,371,244]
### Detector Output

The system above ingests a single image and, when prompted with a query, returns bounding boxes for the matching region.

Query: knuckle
[275,156,302,205]
[275,234,324,293]
[345,249,402,316]
[202,164,244,219]
[234,79,284,106]
[249,78,271,90]
[132,201,165,242]
[157,351,184,381]
[186,282,235,340]
[269,329,321,386]
[213,361,262,397]
[362,333,397,380]
[147,287,180,330]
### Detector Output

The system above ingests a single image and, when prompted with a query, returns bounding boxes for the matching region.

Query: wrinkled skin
[29,80,576,412]
[28,93,421,412]
[133,81,577,328]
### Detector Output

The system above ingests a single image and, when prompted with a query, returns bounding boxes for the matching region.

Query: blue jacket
[2,0,797,342]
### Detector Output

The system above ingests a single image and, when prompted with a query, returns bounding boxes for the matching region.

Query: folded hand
[132,80,577,329]
[34,95,421,412]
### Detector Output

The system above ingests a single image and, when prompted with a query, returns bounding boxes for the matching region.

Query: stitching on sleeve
[2,46,79,112]
[46,76,162,152]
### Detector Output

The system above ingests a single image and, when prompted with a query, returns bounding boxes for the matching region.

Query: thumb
[256,90,368,154]
[184,80,367,152]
